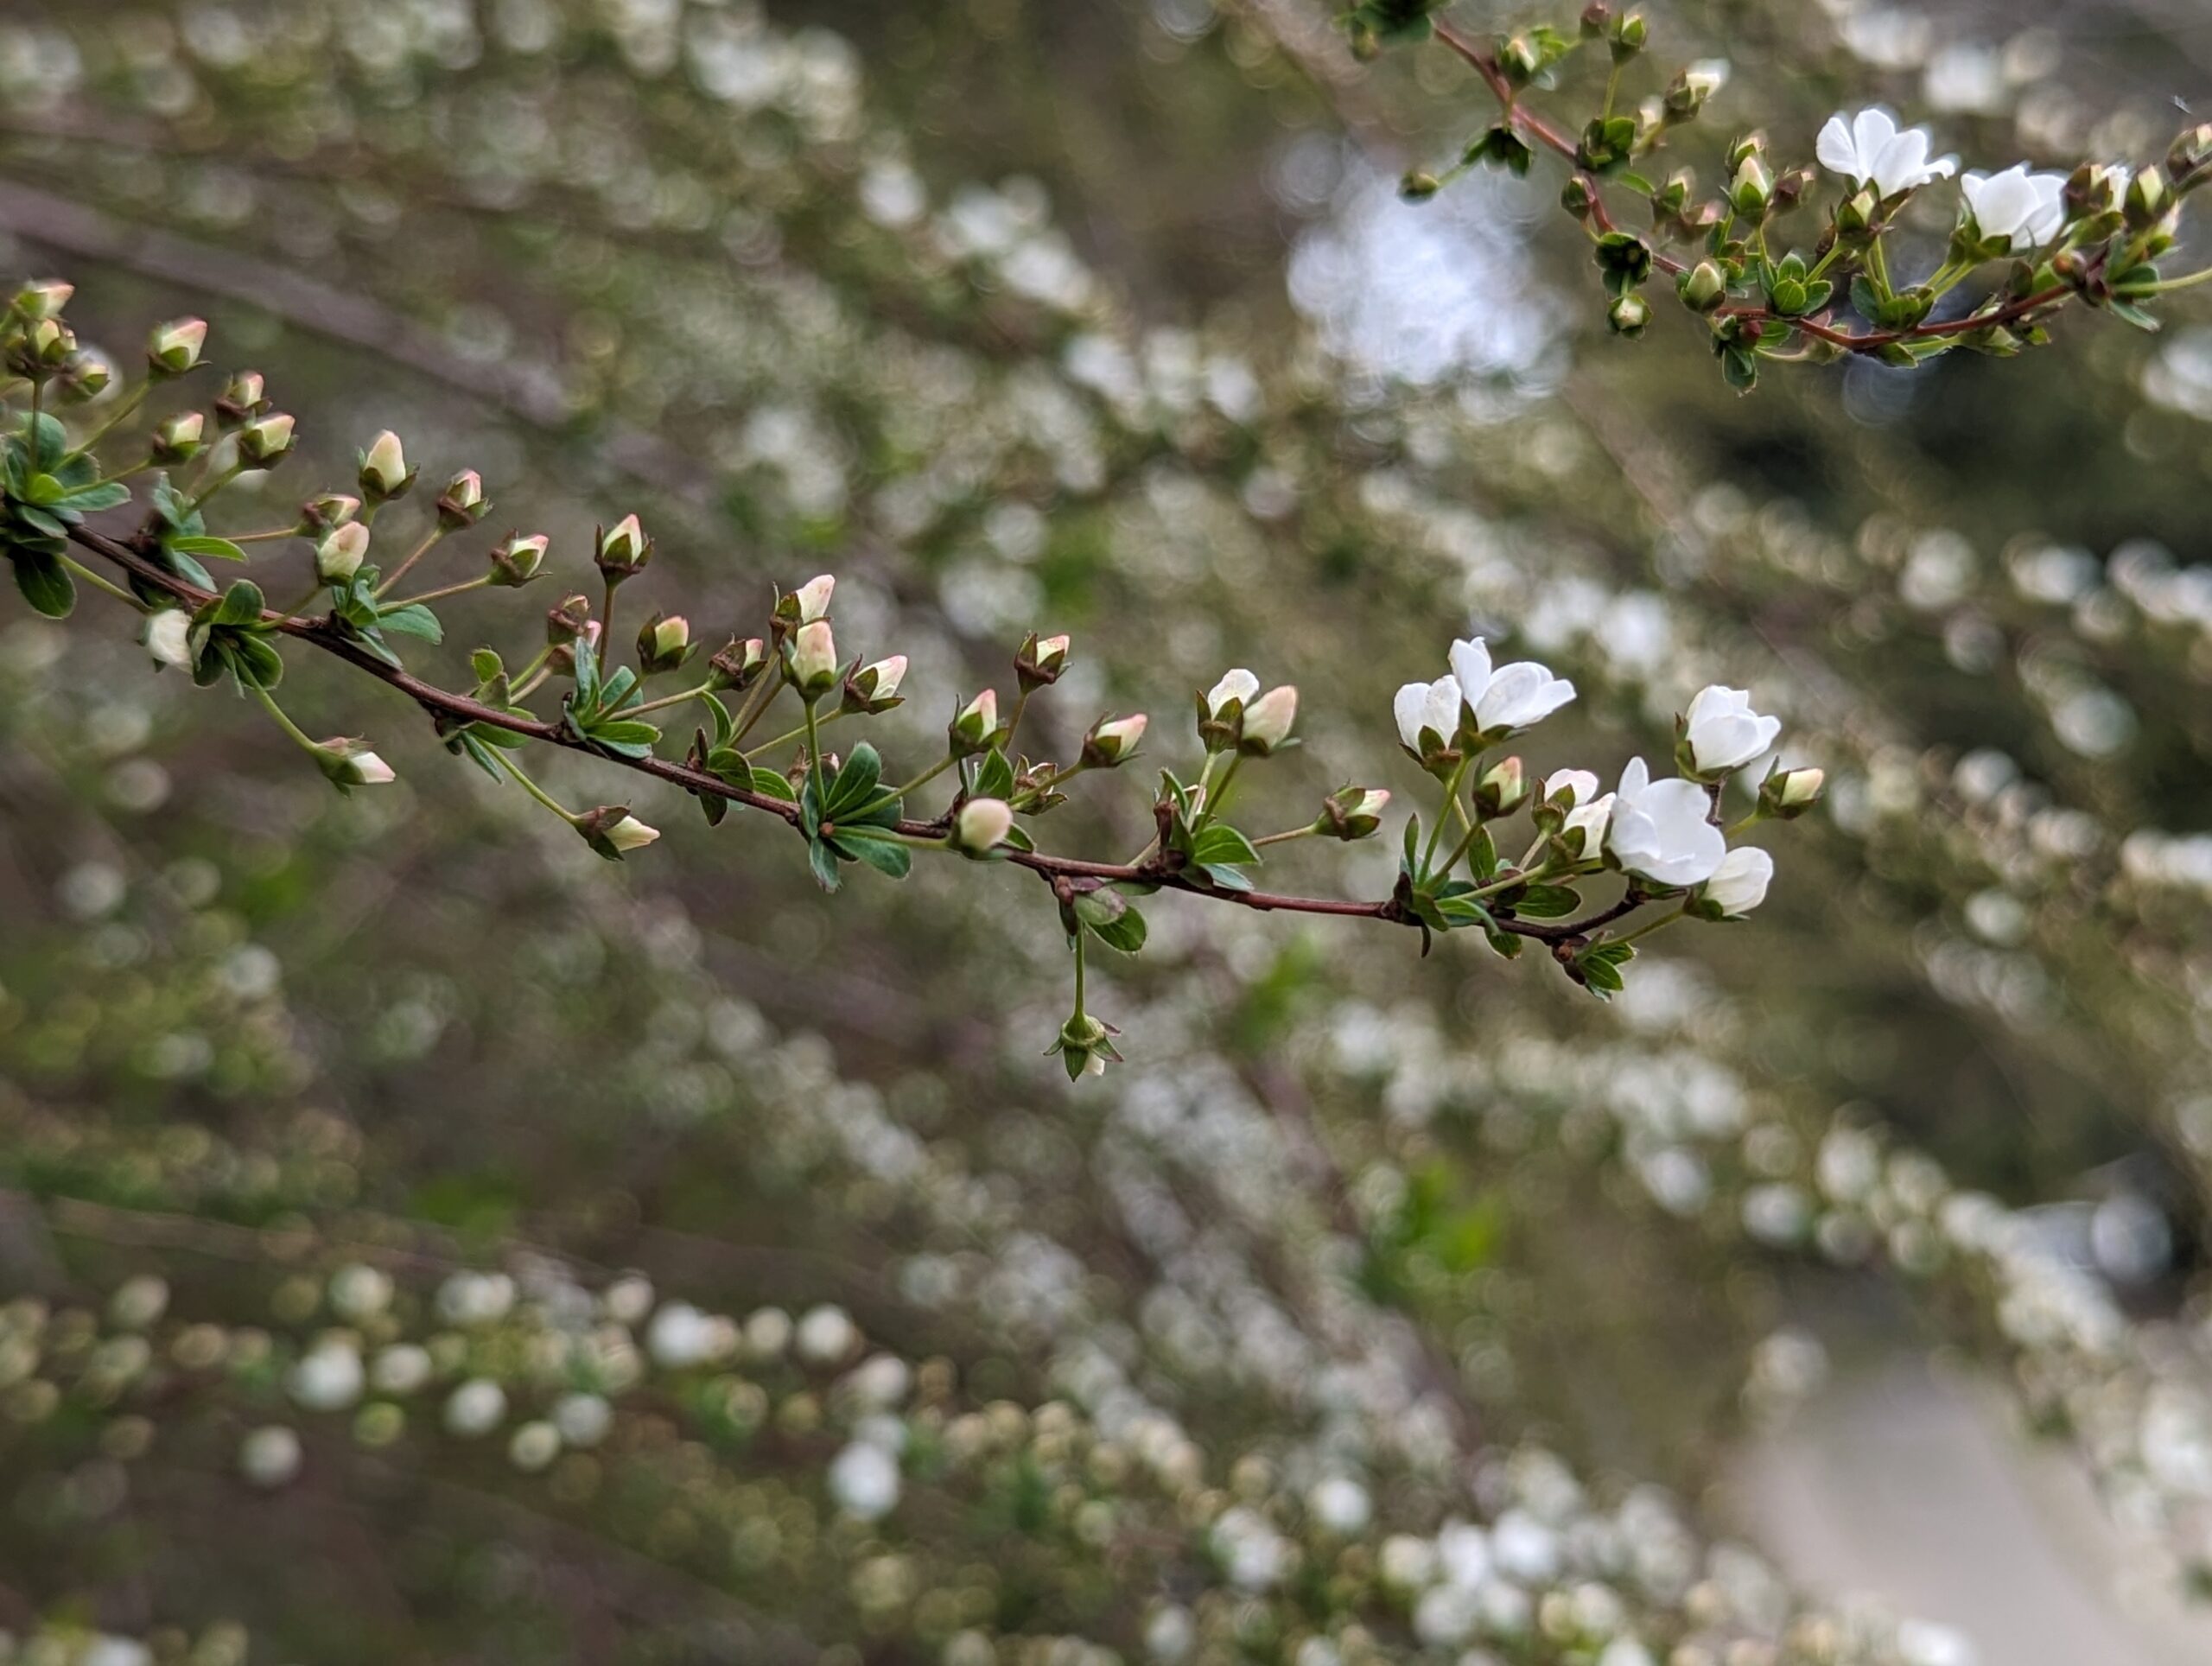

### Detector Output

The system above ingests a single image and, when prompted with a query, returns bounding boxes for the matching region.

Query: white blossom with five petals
[1961,165,2069,250]
[1815,107,1957,196]
[1606,758,1726,887]
[1447,637,1577,735]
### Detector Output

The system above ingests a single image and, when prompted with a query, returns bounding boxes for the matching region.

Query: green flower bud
[436,469,488,530]
[637,612,694,675]
[1017,631,1071,690]
[948,688,1003,755]
[2124,165,2171,230]
[214,371,268,428]
[593,512,652,581]
[358,430,415,500]
[789,619,842,699]
[237,412,297,465]
[1400,170,1441,203]
[1082,712,1148,768]
[296,493,360,536]
[575,805,659,860]
[151,410,207,464]
[1607,293,1652,337]
[487,532,548,587]
[1758,765,1825,820]
[146,316,207,377]
[1474,756,1530,818]
[1316,785,1390,841]
[11,279,73,321]
[1679,259,1728,313]
[708,636,770,691]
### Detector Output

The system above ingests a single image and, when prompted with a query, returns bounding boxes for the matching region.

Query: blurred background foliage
[4,0,2212,1661]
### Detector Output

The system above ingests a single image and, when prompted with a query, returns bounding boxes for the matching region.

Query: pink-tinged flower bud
[842,654,908,714]
[238,412,296,465]
[311,736,396,793]
[1317,785,1389,841]
[637,612,694,674]
[151,410,207,464]
[437,468,488,529]
[60,349,111,401]
[789,619,840,697]
[1473,756,1528,818]
[951,796,1014,855]
[1237,684,1298,756]
[546,594,592,646]
[146,316,207,376]
[488,532,548,587]
[358,429,415,500]
[214,371,268,428]
[708,636,769,691]
[594,512,652,579]
[1017,631,1071,689]
[315,522,370,584]
[12,279,72,321]
[791,573,834,621]
[949,688,1001,755]
[1082,711,1147,767]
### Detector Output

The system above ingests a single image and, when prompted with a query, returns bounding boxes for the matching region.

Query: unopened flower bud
[789,619,841,697]
[594,512,652,580]
[436,468,488,529]
[15,315,74,372]
[147,316,207,377]
[1609,10,1647,60]
[1607,293,1651,337]
[842,654,907,714]
[2124,165,2170,230]
[237,412,296,465]
[1696,845,1773,918]
[60,349,111,401]
[145,608,194,670]
[1758,765,1825,820]
[2168,124,2212,191]
[951,796,1014,855]
[11,279,72,321]
[214,371,268,428]
[1238,684,1298,756]
[708,636,769,691]
[1679,260,1728,313]
[1017,632,1071,690]
[575,805,659,860]
[316,521,370,584]
[1317,785,1390,841]
[1663,60,1726,119]
[151,410,207,464]
[1474,756,1529,818]
[638,612,694,674]
[488,531,548,587]
[1400,170,1441,203]
[1048,1010,1123,1080]
[1082,711,1148,768]
[296,493,359,535]
[773,573,835,639]
[1560,175,1596,219]
[1731,155,1774,217]
[358,429,414,500]
[312,737,396,793]
[949,687,1002,755]
[547,594,593,645]
[1834,186,1879,238]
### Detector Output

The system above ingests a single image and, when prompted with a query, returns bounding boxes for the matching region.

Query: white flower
[144,608,193,670]
[1702,845,1775,916]
[1683,684,1782,775]
[553,1392,613,1447]
[795,1303,859,1364]
[1205,667,1260,715]
[1450,636,1575,734]
[953,796,1014,853]
[1565,792,1616,852]
[1545,768,1601,805]
[372,1344,433,1395]
[1395,674,1464,755]
[238,1425,302,1488]
[288,1339,365,1411]
[829,1440,902,1519]
[1606,758,1726,886]
[1240,684,1298,753]
[508,1421,562,1472]
[647,1301,730,1368]
[1306,1475,1372,1534]
[1815,107,1957,195]
[443,1377,507,1437]
[1961,164,2069,249]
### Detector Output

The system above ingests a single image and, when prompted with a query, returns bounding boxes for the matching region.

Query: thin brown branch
[67,518,1638,947]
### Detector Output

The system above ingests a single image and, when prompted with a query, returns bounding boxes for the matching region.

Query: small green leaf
[1086,902,1147,954]
[1191,823,1262,868]
[1199,861,1255,892]
[10,552,74,618]
[206,579,267,628]
[1508,884,1581,919]
[807,836,842,893]
[167,533,248,561]
[973,747,1015,800]
[376,602,443,642]
[830,828,912,879]
[748,766,798,803]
